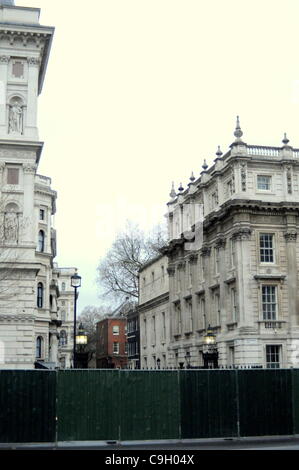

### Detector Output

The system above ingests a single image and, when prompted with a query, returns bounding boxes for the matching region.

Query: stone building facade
[56,266,77,369]
[139,255,170,369]
[0,1,69,369]
[162,119,299,369]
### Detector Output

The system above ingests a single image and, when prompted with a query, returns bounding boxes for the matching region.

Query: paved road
[2,436,299,450]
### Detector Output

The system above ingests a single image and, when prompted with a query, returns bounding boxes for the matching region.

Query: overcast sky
[17,0,299,312]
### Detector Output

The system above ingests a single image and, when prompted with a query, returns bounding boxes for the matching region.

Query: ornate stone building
[139,255,170,369]
[0,0,65,369]
[162,118,299,369]
[56,266,77,369]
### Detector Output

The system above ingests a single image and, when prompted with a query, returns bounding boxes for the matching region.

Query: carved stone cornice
[232,227,252,241]
[215,237,226,249]
[167,266,175,277]
[23,163,37,175]
[0,55,10,64]
[27,57,41,66]
[177,261,186,270]
[188,253,198,264]
[201,246,211,257]
[284,231,297,242]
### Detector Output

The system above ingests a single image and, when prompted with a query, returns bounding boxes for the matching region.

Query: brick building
[96,301,132,369]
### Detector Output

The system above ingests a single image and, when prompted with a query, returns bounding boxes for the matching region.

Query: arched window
[37,283,43,308]
[36,336,43,359]
[59,330,67,347]
[38,230,45,252]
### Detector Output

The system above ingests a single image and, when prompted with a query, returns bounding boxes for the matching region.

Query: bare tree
[78,305,112,365]
[96,220,168,302]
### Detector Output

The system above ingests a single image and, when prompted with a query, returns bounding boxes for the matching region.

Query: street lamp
[202,325,218,369]
[76,322,87,347]
[71,269,81,369]
[185,351,191,369]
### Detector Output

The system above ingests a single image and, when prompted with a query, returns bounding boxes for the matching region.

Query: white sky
[16,0,299,312]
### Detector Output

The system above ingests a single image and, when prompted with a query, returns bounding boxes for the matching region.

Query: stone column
[0,55,9,135]
[26,57,40,140]
[233,228,253,326]
[49,329,59,364]
[22,163,37,245]
[284,230,298,326]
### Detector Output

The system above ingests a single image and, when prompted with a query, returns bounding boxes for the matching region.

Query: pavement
[1,435,299,450]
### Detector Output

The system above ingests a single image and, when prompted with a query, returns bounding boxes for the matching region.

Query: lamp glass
[71,273,81,288]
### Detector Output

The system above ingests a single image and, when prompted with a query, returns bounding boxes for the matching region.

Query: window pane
[257,175,271,190]
[262,286,276,320]
[7,168,19,185]
[266,345,280,369]
[260,234,274,263]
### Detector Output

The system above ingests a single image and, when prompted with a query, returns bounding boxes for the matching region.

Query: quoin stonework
[139,118,299,369]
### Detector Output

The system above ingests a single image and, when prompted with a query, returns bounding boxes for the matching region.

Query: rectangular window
[262,285,277,320]
[231,287,237,322]
[39,209,45,221]
[7,168,19,185]
[260,233,274,263]
[112,325,119,335]
[257,175,271,190]
[266,345,281,369]
[228,345,235,367]
[113,342,119,354]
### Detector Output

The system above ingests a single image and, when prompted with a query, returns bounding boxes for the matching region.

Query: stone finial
[169,182,176,199]
[178,183,184,192]
[202,159,208,171]
[282,133,290,146]
[216,146,223,158]
[189,171,195,183]
[234,115,243,141]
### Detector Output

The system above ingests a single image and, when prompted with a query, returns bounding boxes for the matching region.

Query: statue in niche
[9,101,23,134]
[4,209,18,243]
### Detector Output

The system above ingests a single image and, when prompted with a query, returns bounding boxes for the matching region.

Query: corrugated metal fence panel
[57,370,120,441]
[0,370,56,443]
[180,370,238,439]
[292,369,299,434]
[238,369,293,437]
[120,370,180,441]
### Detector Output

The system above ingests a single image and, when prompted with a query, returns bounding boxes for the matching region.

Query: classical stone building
[162,118,299,369]
[0,0,63,369]
[127,306,140,369]
[56,266,77,369]
[139,255,170,369]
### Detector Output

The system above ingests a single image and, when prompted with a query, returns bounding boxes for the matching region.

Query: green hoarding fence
[180,370,238,439]
[119,370,180,441]
[0,370,56,443]
[57,370,120,441]
[237,369,294,437]
[1,368,299,443]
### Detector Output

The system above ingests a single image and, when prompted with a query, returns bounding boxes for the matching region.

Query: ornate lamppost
[202,325,218,369]
[71,270,81,369]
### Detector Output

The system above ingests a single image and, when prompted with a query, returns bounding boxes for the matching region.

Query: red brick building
[96,301,132,369]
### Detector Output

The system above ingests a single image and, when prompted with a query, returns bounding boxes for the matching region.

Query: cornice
[138,292,169,312]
